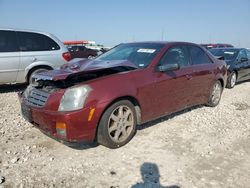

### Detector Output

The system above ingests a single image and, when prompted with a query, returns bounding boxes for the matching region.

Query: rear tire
[97,100,137,149]
[207,80,223,107]
[28,68,51,85]
[226,71,237,89]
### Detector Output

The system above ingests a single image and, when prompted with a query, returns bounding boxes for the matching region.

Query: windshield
[209,49,239,61]
[96,43,164,68]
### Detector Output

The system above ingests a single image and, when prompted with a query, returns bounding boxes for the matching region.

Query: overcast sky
[1,0,250,47]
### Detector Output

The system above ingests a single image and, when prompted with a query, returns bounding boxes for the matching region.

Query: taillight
[62,52,71,62]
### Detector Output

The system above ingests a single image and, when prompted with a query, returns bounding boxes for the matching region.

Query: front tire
[97,100,137,149]
[226,71,237,89]
[207,80,223,107]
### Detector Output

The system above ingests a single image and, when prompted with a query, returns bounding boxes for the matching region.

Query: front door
[152,45,194,118]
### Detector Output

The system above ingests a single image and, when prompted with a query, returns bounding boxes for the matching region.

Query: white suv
[0,28,71,84]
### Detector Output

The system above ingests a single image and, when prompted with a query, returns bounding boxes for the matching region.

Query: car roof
[210,48,244,50]
[201,43,233,46]
[0,28,54,38]
[124,41,199,46]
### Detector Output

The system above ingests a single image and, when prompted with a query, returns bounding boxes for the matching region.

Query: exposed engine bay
[34,66,136,93]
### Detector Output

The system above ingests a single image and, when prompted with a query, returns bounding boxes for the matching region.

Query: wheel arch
[228,69,238,78]
[94,95,142,141]
[26,65,53,83]
[218,78,224,88]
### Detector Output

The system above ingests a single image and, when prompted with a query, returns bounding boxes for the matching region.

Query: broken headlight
[58,85,92,112]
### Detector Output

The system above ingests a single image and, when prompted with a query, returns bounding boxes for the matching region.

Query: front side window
[17,32,60,51]
[189,46,213,65]
[246,50,250,59]
[0,30,19,52]
[96,43,164,68]
[237,50,247,61]
[158,46,189,68]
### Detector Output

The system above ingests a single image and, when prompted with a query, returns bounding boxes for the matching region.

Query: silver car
[0,28,71,84]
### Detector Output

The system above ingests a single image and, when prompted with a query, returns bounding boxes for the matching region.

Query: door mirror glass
[158,64,180,72]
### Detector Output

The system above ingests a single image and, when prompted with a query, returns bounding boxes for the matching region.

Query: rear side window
[246,50,250,59]
[159,46,189,68]
[0,30,19,52]
[189,46,213,65]
[17,31,60,51]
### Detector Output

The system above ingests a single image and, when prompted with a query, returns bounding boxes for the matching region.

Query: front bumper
[19,92,99,144]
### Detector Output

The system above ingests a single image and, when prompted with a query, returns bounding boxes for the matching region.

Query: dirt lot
[0,82,250,188]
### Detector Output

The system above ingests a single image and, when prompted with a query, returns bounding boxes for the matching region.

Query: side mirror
[158,64,180,72]
[240,57,248,63]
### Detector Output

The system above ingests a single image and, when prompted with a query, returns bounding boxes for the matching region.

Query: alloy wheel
[107,105,134,143]
[211,82,222,105]
[230,72,237,88]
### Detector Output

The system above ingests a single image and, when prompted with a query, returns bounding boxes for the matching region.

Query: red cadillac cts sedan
[19,42,227,148]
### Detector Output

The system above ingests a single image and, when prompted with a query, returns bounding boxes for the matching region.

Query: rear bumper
[19,92,99,144]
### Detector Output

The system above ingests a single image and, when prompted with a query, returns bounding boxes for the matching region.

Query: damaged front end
[20,59,138,111]
[18,59,138,143]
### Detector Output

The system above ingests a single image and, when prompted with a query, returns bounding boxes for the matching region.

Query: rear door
[0,30,20,84]
[188,45,215,104]
[152,45,194,117]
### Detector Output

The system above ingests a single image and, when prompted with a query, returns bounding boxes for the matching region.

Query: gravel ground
[0,82,250,188]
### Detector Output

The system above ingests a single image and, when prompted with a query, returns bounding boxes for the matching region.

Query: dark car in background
[19,42,227,148]
[210,48,250,88]
[67,45,98,59]
[201,43,234,50]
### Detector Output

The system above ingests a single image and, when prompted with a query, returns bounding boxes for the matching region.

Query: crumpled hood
[33,59,138,81]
